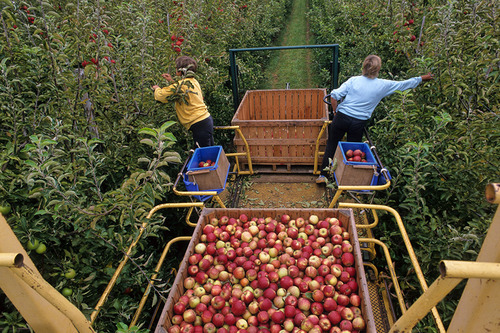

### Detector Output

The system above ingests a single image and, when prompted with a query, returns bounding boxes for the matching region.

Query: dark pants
[190,116,214,148]
[320,112,367,176]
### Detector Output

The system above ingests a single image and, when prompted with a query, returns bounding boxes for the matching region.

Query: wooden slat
[238,155,317,163]
[233,119,324,127]
[234,138,325,145]
[310,90,318,119]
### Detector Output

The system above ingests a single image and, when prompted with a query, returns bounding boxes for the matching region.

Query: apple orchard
[170,213,366,333]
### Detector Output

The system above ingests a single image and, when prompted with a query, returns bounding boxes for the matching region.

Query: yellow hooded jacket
[154,77,210,130]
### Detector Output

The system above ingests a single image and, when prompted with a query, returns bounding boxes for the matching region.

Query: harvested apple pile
[344,149,368,163]
[198,159,216,168]
[169,214,366,333]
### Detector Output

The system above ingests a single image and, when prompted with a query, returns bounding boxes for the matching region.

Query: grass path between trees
[259,0,318,89]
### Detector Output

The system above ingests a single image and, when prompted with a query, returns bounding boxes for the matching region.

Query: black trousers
[320,112,367,176]
[190,115,214,148]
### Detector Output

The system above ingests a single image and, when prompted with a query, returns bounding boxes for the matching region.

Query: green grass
[259,0,319,89]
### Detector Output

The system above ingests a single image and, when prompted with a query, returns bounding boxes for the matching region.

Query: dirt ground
[238,182,328,208]
[221,174,330,208]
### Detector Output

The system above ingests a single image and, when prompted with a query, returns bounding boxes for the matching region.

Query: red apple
[352,316,366,330]
[339,319,353,331]
[259,298,273,311]
[350,293,361,307]
[271,310,285,324]
[297,298,311,312]
[212,313,225,327]
[318,317,331,331]
[341,252,354,267]
[310,302,323,316]
[231,300,246,316]
[336,294,350,306]
[183,309,196,323]
[173,301,186,315]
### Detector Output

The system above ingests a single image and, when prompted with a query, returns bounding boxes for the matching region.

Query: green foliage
[115,322,150,333]
[0,0,293,331]
[1,0,497,331]
[309,0,499,328]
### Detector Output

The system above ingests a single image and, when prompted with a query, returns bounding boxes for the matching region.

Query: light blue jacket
[330,75,422,120]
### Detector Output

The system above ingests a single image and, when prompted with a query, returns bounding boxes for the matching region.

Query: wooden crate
[231,89,329,170]
[155,208,376,333]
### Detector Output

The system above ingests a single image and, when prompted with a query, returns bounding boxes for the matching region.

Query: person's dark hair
[176,56,197,74]
[362,55,381,79]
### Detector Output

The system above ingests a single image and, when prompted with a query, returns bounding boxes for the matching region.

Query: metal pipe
[130,236,192,327]
[229,45,340,111]
[11,263,95,332]
[185,206,198,227]
[389,275,461,332]
[363,262,379,279]
[328,180,391,208]
[354,208,379,230]
[211,126,254,175]
[342,203,446,332]
[212,195,226,209]
[486,183,500,204]
[314,121,331,175]
[0,253,23,267]
[147,202,204,219]
[358,238,406,314]
[235,127,254,175]
[439,260,500,279]
[363,129,390,181]
[229,44,340,53]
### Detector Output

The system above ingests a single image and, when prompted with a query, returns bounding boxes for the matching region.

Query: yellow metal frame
[130,235,192,327]
[358,238,406,314]
[313,120,331,175]
[173,180,226,208]
[0,214,95,333]
[328,178,391,208]
[390,260,500,332]
[339,203,446,332]
[91,202,204,324]
[391,183,500,332]
[128,202,206,327]
[355,207,380,261]
[129,200,229,328]
[214,125,254,175]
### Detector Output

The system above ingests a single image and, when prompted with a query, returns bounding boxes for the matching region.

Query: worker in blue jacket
[317,54,433,184]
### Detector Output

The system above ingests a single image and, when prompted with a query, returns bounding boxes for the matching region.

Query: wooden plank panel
[311,90,318,119]
[240,156,316,163]
[283,90,290,119]
[278,91,287,120]
[233,119,325,127]
[265,90,273,120]
[248,92,256,120]
[232,89,329,168]
[305,90,313,119]
[234,138,319,145]
[291,90,300,120]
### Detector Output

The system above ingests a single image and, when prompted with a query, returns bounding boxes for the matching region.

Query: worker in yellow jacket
[152,56,214,147]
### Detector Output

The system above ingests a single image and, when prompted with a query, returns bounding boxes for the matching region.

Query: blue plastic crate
[337,142,377,166]
[333,142,378,186]
[183,146,230,202]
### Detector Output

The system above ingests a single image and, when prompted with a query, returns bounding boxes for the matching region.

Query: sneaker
[316,175,327,184]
